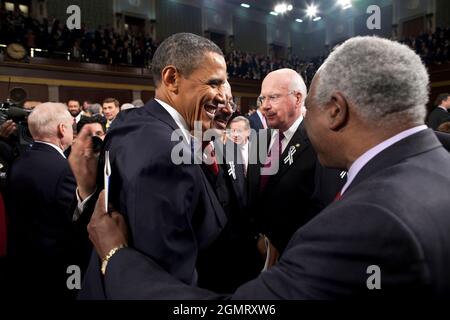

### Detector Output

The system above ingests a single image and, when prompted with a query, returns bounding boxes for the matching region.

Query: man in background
[6,103,81,298]
[102,98,120,131]
[427,93,450,129]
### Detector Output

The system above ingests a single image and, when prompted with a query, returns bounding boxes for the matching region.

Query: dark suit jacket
[435,130,450,152]
[78,100,227,299]
[197,140,260,293]
[247,112,265,132]
[6,142,79,297]
[427,107,450,130]
[101,129,450,299]
[247,123,344,252]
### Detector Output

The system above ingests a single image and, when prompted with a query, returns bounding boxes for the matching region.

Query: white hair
[316,36,429,126]
[289,72,307,108]
[230,116,250,130]
[121,103,136,111]
[28,102,72,140]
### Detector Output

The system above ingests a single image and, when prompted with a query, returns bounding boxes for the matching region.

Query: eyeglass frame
[257,91,297,105]
[218,99,237,112]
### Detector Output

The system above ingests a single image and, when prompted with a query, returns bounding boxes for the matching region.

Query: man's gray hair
[28,102,72,140]
[289,71,307,108]
[88,103,102,115]
[230,116,250,130]
[316,36,429,125]
[151,32,223,86]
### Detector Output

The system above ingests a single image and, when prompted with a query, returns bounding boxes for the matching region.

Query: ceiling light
[241,3,250,8]
[270,11,279,16]
[295,18,303,23]
[306,4,318,18]
[313,16,322,21]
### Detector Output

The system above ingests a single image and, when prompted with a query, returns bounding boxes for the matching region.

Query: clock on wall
[6,43,27,61]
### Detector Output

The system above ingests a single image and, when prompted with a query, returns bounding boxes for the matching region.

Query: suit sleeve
[105,247,226,300]
[114,144,206,285]
[106,202,424,299]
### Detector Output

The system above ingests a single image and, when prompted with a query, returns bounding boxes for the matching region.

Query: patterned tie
[259,132,284,192]
[72,117,77,134]
[202,141,219,175]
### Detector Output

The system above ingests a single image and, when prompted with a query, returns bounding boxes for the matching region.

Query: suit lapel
[346,129,442,194]
[264,123,310,191]
[216,139,247,209]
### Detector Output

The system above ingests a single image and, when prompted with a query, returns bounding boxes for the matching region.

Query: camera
[0,87,34,153]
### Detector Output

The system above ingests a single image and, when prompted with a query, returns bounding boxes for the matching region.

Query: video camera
[0,87,34,149]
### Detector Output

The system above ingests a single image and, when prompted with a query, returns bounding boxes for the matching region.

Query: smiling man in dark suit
[86,36,450,299]
[247,68,343,262]
[74,33,228,299]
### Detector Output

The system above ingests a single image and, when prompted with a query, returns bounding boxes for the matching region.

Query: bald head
[28,102,74,150]
[264,68,307,101]
[260,68,307,132]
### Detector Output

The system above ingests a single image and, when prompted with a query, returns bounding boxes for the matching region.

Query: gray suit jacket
[101,129,450,299]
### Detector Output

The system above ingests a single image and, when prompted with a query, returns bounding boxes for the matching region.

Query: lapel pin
[228,161,236,180]
[284,146,297,166]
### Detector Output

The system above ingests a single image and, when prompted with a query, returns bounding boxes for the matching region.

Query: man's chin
[213,120,227,131]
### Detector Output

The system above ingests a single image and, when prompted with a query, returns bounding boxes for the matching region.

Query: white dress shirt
[34,141,66,159]
[240,140,249,176]
[268,115,303,153]
[340,125,428,195]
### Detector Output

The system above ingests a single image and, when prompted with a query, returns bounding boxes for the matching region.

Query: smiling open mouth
[204,104,217,119]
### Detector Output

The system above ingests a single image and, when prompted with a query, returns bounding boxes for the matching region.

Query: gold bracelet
[101,244,127,276]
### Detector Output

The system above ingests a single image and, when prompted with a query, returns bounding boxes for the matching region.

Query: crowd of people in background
[401,27,450,65]
[2,7,450,85]
[0,7,159,67]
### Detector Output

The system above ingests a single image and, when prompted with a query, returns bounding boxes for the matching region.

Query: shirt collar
[438,105,448,112]
[341,125,427,194]
[271,115,303,144]
[34,141,66,159]
[155,98,191,144]
[75,113,82,123]
[283,115,303,142]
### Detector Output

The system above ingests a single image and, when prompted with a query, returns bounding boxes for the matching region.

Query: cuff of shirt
[73,188,96,221]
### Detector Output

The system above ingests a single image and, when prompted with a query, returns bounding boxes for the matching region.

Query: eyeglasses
[257,91,296,105]
[218,100,237,112]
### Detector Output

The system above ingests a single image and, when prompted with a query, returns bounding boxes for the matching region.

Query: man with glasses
[197,81,260,293]
[247,68,343,267]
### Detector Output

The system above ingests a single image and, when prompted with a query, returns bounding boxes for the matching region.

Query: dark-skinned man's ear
[161,65,179,93]
[328,92,349,131]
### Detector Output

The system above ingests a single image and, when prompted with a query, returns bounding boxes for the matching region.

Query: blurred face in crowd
[442,96,450,108]
[213,81,234,132]
[175,51,227,131]
[82,101,91,112]
[91,123,106,140]
[229,120,250,145]
[68,100,81,117]
[259,71,302,132]
[102,102,120,121]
